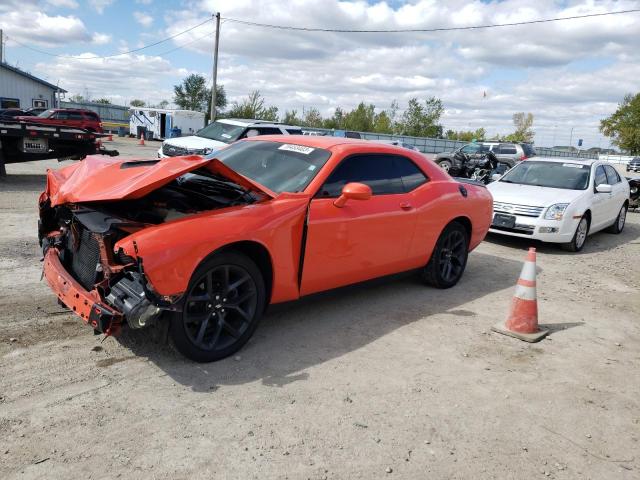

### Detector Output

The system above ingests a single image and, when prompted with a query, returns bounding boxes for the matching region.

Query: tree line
[167,73,541,142]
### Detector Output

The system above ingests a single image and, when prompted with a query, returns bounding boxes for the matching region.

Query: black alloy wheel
[170,252,265,362]
[422,222,469,288]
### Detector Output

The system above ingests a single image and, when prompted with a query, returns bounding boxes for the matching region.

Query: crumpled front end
[38,199,170,336]
[37,155,271,335]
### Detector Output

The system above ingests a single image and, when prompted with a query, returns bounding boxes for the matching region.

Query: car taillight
[520,154,527,161]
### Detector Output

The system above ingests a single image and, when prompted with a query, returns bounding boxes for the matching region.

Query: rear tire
[606,204,627,234]
[562,216,589,252]
[169,251,265,362]
[422,222,469,289]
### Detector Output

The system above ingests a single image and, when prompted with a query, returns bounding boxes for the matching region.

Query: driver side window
[318,154,427,197]
[594,166,607,187]
[460,145,478,154]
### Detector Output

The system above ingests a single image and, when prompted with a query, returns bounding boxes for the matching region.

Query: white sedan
[487,158,629,251]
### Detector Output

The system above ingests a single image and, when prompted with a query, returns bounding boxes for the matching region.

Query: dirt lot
[1,139,639,479]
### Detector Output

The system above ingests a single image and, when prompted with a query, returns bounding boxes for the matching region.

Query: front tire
[422,222,469,288]
[170,251,266,362]
[606,204,627,234]
[437,159,453,172]
[562,216,589,252]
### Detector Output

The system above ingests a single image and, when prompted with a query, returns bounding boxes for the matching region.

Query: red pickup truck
[16,108,103,133]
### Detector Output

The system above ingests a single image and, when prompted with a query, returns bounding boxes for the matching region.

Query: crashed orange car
[39,136,492,362]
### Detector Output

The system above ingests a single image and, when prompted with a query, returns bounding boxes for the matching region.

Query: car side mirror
[334,182,372,208]
[595,183,612,193]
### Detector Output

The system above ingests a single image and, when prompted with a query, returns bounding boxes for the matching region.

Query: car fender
[114,194,310,303]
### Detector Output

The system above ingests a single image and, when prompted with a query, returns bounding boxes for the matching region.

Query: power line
[223,8,640,33]
[5,16,213,59]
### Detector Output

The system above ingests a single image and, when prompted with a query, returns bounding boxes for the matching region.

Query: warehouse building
[0,62,66,110]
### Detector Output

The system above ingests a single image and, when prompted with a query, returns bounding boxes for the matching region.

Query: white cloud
[91,32,112,45]
[0,7,90,46]
[45,0,79,7]
[10,0,638,149]
[133,11,154,28]
[89,0,114,14]
[35,53,180,105]
[155,0,639,147]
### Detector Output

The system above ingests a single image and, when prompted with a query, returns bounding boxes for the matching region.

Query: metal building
[0,62,66,110]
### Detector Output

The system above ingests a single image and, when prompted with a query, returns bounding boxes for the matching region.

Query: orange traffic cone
[492,247,549,342]
[138,136,145,146]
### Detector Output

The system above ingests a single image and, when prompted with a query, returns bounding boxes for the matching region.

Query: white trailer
[128,108,205,140]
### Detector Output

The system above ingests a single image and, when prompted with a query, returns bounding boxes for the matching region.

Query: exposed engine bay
[39,168,259,333]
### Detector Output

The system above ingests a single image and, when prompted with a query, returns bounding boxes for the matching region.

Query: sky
[1,0,639,148]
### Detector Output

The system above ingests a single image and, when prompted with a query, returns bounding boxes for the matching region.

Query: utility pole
[1,29,4,64]
[209,12,221,123]
[569,126,575,148]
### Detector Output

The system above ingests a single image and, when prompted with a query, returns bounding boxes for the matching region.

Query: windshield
[196,121,245,143]
[38,109,55,118]
[500,161,591,190]
[213,140,332,193]
[460,143,489,154]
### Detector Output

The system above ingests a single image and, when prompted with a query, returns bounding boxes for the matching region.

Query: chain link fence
[303,127,599,159]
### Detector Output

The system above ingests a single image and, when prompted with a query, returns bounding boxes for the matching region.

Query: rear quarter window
[498,145,517,154]
[522,144,537,156]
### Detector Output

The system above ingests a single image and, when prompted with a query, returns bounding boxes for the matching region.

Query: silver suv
[159,119,303,158]
[434,142,536,171]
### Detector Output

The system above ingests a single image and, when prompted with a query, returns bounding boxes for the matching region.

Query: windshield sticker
[562,163,585,168]
[221,133,232,139]
[278,144,315,155]
[308,165,317,171]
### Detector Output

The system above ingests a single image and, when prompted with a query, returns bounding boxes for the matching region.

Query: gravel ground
[1,139,639,479]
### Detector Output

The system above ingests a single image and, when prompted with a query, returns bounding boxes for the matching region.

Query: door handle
[400,202,413,210]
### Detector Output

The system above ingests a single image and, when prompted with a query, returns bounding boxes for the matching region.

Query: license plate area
[493,213,516,229]
[21,137,48,153]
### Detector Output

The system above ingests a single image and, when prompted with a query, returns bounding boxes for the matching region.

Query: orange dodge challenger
[39,136,493,362]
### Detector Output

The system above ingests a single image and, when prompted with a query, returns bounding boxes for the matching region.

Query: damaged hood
[45,155,276,206]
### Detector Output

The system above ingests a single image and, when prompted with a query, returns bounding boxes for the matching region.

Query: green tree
[323,107,345,129]
[373,110,393,133]
[600,93,640,154]
[157,100,169,109]
[227,90,278,121]
[445,127,486,141]
[303,107,324,128]
[397,97,444,137]
[504,112,534,142]
[343,102,376,132]
[69,94,85,103]
[205,84,227,122]
[173,74,209,112]
[93,98,111,104]
[283,109,303,126]
[130,99,145,107]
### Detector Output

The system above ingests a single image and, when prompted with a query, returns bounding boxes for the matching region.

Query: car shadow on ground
[0,173,47,193]
[485,220,640,254]
[116,251,525,392]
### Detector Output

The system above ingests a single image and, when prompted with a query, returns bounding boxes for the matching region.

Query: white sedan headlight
[544,203,570,220]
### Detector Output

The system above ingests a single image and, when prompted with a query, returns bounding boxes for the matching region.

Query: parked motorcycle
[627,176,640,210]
[447,151,510,184]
